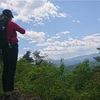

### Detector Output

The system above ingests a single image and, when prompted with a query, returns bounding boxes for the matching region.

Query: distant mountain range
[49,53,100,66]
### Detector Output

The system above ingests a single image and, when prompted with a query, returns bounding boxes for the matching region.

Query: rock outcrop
[0,90,41,100]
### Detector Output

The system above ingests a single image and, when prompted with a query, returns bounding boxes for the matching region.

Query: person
[1,9,25,93]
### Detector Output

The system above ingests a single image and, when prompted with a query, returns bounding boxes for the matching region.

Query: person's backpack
[0,15,8,49]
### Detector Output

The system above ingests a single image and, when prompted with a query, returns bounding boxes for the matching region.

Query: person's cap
[2,9,14,18]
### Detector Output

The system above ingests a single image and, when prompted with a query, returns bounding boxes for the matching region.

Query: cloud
[37,33,100,59]
[49,31,70,41]
[61,31,70,34]
[72,19,80,23]
[0,0,67,25]
[18,30,100,60]
[23,47,31,50]
[83,33,100,42]
[51,34,60,39]
[18,54,24,60]
[18,30,46,43]
[98,18,100,21]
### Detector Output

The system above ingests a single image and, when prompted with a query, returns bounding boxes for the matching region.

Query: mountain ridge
[49,53,100,66]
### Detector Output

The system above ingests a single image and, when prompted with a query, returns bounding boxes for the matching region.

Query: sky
[0,0,100,60]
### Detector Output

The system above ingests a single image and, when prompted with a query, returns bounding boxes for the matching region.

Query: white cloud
[61,31,70,34]
[49,31,70,41]
[72,19,80,23]
[47,39,53,42]
[18,54,24,60]
[37,33,100,60]
[0,0,67,25]
[98,18,100,21]
[18,32,100,60]
[18,30,46,43]
[52,34,60,39]
[17,29,100,60]
[23,47,31,50]
[82,33,100,42]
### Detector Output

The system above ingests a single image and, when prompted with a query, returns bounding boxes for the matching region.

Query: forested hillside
[0,58,100,100]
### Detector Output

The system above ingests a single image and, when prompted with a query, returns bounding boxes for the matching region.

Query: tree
[72,60,92,90]
[33,50,47,65]
[82,66,100,100]
[94,48,100,62]
[22,51,33,63]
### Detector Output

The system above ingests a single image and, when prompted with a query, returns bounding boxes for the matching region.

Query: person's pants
[2,44,18,92]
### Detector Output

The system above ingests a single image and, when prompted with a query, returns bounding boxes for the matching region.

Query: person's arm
[8,21,25,34]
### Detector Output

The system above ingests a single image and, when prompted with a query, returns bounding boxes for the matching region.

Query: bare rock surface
[0,90,41,100]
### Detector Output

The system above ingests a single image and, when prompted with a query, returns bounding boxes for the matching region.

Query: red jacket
[7,21,25,44]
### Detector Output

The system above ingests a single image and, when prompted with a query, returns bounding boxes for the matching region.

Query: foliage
[22,50,47,65]
[22,51,33,63]
[33,50,47,65]
[0,58,100,100]
[94,48,100,62]
[94,56,100,62]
